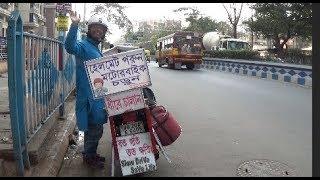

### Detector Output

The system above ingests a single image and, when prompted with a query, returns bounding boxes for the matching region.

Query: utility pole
[56,3,71,118]
[83,3,86,22]
[250,16,254,50]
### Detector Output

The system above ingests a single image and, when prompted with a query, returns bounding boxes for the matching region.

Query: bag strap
[151,106,168,128]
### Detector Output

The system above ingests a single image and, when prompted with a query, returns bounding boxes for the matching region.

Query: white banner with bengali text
[85,49,151,99]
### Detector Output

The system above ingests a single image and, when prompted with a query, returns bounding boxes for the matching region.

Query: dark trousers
[82,123,104,157]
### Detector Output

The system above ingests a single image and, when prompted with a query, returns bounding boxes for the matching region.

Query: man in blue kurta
[65,11,108,169]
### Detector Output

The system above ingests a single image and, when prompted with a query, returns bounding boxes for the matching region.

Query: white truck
[202,31,250,51]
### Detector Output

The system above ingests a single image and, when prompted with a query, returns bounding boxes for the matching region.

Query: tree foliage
[244,3,312,57]
[222,3,244,38]
[92,3,133,35]
[173,7,219,34]
[123,20,182,54]
[216,21,233,36]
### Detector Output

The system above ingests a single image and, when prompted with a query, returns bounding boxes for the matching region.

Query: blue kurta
[65,24,108,131]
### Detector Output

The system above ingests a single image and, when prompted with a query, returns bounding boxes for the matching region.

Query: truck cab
[219,38,250,51]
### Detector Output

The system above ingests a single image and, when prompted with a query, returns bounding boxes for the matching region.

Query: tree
[92,3,133,35]
[244,3,312,58]
[216,21,232,36]
[173,7,219,34]
[222,3,243,38]
[122,19,183,54]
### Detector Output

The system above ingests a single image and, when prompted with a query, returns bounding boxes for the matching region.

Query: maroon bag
[151,106,182,146]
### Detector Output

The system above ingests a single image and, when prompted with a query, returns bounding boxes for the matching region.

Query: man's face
[94,82,103,89]
[88,24,107,42]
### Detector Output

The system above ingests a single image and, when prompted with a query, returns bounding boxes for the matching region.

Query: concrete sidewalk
[28,95,76,176]
[57,123,114,177]
[0,73,77,176]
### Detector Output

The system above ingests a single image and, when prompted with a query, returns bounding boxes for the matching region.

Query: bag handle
[151,106,169,123]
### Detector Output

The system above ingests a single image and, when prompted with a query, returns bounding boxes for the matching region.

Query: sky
[72,3,255,44]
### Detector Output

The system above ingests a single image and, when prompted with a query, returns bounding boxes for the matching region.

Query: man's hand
[70,11,81,25]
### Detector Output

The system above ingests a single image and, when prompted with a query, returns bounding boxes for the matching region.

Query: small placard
[57,15,69,31]
[105,88,146,117]
[116,132,157,176]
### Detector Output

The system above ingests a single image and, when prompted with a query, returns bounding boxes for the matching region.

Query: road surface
[58,61,312,177]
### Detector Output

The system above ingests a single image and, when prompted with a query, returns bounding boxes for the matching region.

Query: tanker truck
[202,31,250,51]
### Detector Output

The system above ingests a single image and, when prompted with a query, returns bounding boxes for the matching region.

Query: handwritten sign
[105,88,146,116]
[85,49,151,99]
[57,15,69,31]
[116,132,157,176]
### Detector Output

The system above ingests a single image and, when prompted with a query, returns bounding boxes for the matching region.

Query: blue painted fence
[7,11,76,176]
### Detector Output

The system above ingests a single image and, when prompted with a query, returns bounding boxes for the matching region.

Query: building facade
[0,3,15,37]
[0,3,52,36]
[44,3,58,39]
[16,3,47,35]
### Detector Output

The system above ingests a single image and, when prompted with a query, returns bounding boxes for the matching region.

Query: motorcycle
[108,87,181,177]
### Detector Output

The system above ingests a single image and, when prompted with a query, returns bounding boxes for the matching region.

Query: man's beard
[87,32,105,43]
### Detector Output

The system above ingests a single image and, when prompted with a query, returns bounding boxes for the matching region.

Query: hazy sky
[72,3,254,43]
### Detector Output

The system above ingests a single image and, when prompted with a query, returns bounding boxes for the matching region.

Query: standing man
[65,11,108,169]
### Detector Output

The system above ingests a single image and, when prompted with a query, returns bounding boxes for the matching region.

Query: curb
[29,102,76,176]
[201,59,312,88]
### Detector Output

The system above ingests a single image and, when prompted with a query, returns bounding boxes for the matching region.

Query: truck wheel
[158,62,163,67]
[186,64,194,70]
[168,63,175,69]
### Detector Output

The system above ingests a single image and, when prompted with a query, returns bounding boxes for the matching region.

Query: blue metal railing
[6,11,76,176]
[7,11,31,176]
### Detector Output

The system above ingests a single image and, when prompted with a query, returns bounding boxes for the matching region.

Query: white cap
[87,14,108,29]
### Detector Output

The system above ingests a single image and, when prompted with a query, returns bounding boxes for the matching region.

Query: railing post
[58,31,66,119]
[7,10,30,176]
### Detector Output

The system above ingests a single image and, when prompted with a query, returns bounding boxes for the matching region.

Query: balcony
[30,8,46,23]
[24,22,39,28]
[30,7,40,16]
[37,15,46,23]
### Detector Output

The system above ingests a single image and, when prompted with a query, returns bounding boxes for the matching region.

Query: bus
[155,31,202,70]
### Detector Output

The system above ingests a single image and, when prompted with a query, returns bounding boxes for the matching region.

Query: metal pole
[57,4,68,119]
[83,3,86,22]
[58,30,65,118]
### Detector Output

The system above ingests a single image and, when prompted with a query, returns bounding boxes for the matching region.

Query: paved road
[58,61,312,177]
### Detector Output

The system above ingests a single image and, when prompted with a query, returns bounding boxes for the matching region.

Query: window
[29,13,37,23]
[222,41,227,49]
[29,13,34,22]
[30,3,35,9]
